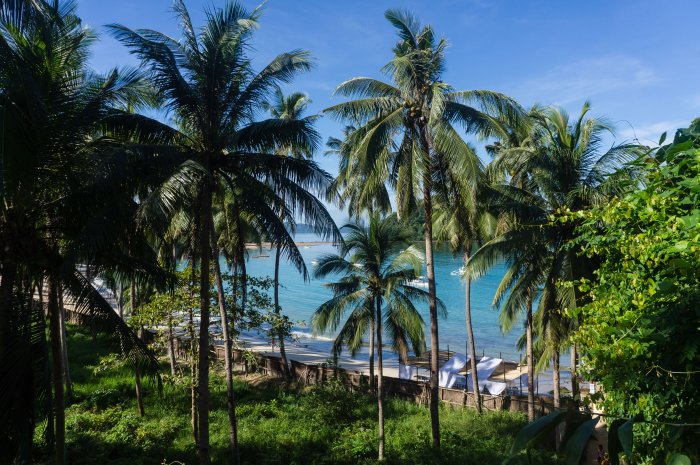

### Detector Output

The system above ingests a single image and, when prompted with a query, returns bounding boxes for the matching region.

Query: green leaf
[659,131,667,145]
[618,418,635,461]
[668,426,685,444]
[673,241,689,251]
[507,411,567,460]
[563,417,599,465]
[667,453,691,465]
[607,419,626,465]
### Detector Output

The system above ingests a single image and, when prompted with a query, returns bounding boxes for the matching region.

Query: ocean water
[238,233,525,362]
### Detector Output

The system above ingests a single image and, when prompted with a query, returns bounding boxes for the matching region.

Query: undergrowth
[33,326,559,464]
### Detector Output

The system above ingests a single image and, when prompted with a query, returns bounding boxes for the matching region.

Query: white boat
[450,266,466,276]
[405,276,429,288]
[311,260,319,266]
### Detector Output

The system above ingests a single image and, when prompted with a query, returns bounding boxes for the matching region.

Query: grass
[34,326,559,464]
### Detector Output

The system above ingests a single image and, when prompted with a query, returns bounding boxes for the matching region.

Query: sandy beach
[245,241,335,250]
[233,332,405,379]
[231,331,570,395]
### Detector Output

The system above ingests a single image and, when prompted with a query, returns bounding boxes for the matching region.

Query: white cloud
[304,80,335,93]
[514,55,658,106]
[617,120,687,145]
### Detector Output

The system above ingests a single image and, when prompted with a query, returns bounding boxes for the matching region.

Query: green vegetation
[42,326,557,465]
[569,121,700,462]
[2,0,698,464]
[469,103,642,418]
[313,214,435,460]
[324,10,522,447]
[503,122,700,464]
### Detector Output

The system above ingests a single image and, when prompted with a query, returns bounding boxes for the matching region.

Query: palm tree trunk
[197,186,212,465]
[58,290,72,399]
[368,318,375,392]
[526,294,535,422]
[168,316,176,377]
[36,282,43,312]
[418,121,441,448]
[230,259,240,317]
[232,199,248,313]
[211,227,240,465]
[38,279,44,313]
[134,365,145,416]
[189,253,199,445]
[189,293,199,446]
[239,248,248,314]
[553,350,561,409]
[86,266,97,343]
[375,297,385,461]
[273,244,291,380]
[47,274,65,465]
[130,280,145,417]
[464,253,481,413]
[117,282,124,318]
[0,257,17,355]
[570,343,578,399]
[168,238,177,378]
[553,349,563,450]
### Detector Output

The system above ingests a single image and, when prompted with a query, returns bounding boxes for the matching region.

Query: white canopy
[438,353,468,388]
[399,363,417,380]
[466,356,502,393]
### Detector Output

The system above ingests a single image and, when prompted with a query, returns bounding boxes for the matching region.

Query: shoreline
[231,329,571,395]
[245,241,335,249]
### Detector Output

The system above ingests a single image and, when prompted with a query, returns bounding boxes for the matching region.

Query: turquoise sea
[240,233,524,363]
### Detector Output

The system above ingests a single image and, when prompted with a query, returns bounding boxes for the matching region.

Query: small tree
[312,214,434,461]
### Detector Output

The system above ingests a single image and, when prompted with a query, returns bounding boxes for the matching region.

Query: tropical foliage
[0,2,162,463]
[313,214,436,460]
[44,325,558,465]
[470,102,643,417]
[569,120,700,463]
[325,9,523,445]
[1,0,696,464]
[108,2,340,462]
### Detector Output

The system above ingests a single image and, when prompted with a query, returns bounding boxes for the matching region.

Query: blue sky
[79,0,700,222]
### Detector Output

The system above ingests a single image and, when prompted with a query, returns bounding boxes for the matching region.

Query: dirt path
[585,416,609,464]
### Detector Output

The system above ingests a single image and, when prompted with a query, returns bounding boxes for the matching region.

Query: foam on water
[291,330,334,342]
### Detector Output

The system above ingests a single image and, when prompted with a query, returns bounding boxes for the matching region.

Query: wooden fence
[171,336,557,417]
[55,277,558,418]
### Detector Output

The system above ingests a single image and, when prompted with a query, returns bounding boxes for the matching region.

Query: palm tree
[432,142,493,413]
[324,9,522,445]
[0,2,162,463]
[262,88,317,380]
[312,214,435,461]
[325,124,394,390]
[110,2,339,463]
[471,102,642,414]
[326,124,393,219]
